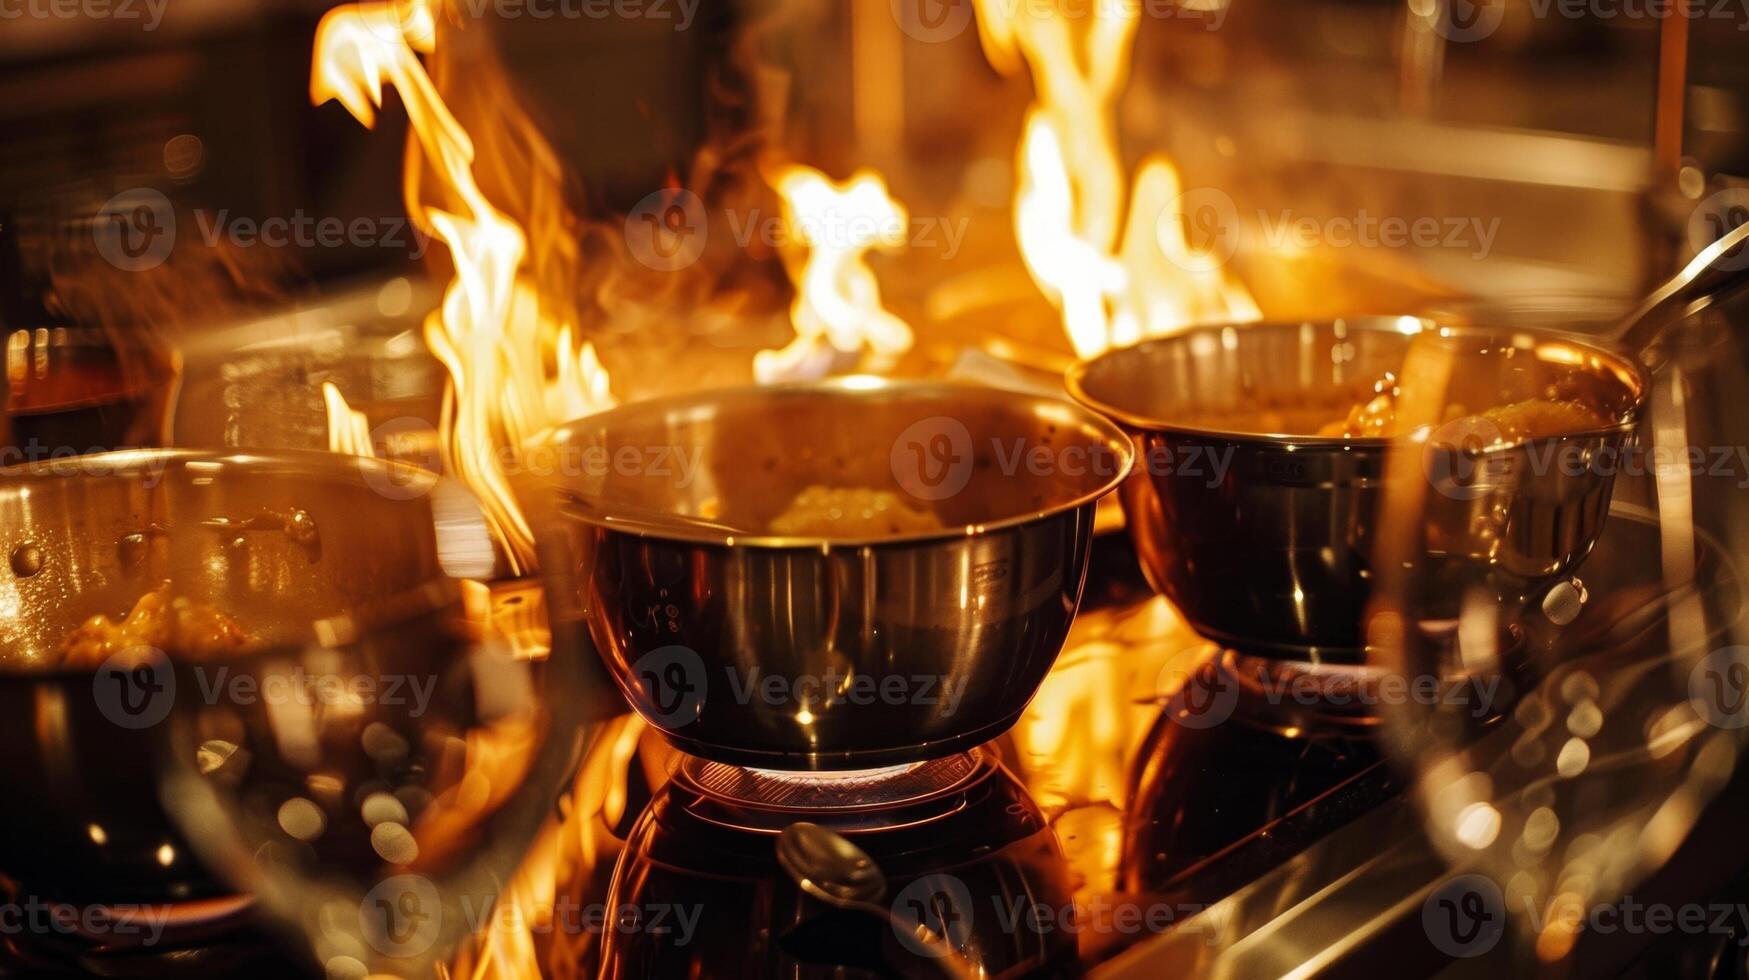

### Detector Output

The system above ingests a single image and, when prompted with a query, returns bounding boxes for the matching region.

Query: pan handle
[1612,220,1749,356]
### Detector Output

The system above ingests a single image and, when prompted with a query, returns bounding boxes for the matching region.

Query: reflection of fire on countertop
[1005,537,1217,959]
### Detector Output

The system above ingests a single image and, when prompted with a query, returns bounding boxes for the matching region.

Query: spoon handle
[853,899,981,980]
[1613,220,1749,356]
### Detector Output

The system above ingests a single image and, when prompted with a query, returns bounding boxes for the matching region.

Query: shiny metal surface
[1099,506,1746,978]
[776,822,979,978]
[535,377,1134,769]
[0,449,457,663]
[1067,319,1646,662]
[592,748,1077,979]
[459,506,1740,977]
[1613,220,1749,354]
[0,450,463,905]
[776,822,888,906]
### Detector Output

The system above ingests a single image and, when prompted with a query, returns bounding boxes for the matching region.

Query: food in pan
[767,485,944,537]
[1179,374,1611,444]
[1318,383,1610,442]
[1462,398,1612,443]
[58,583,255,668]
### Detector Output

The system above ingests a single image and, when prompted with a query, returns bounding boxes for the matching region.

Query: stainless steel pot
[533,377,1135,769]
[1067,319,1646,662]
[1066,224,1749,663]
[0,450,480,907]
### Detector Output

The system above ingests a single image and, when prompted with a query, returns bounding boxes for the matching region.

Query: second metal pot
[1066,318,1646,663]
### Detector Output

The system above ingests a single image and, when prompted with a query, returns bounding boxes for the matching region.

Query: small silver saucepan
[0,451,496,909]
[1067,224,1749,663]
[0,448,595,980]
[532,377,1134,770]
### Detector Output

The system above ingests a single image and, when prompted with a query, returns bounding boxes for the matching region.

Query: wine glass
[149,450,591,978]
[1370,293,1749,967]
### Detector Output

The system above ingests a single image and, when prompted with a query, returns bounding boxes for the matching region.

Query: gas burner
[671,751,991,834]
[744,762,927,783]
[592,749,1076,978]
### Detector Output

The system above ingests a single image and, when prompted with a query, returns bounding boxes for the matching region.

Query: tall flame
[755,164,914,383]
[974,0,1258,358]
[312,0,613,572]
[321,381,376,457]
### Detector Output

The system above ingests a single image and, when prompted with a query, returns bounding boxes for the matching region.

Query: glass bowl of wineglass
[0,448,591,978]
[1369,293,1749,967]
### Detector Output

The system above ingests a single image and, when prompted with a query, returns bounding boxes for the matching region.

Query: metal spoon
[776,822,978,980]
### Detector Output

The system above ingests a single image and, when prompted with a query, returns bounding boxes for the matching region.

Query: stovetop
[4,498,1740,979]
[430,497,1744,979]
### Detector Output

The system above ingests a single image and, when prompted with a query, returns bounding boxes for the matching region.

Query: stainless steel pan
[0,450,516,914]
[533,376,1134,769]
[1067,223,1749,662]
[1068,319,1643,661]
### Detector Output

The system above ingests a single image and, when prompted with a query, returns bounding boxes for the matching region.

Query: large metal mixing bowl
[0,450,478,908]
[534,377,1134,770]
[1067,318,1646,663]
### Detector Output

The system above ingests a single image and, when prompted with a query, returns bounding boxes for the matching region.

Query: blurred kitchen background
[0,0,1743,456]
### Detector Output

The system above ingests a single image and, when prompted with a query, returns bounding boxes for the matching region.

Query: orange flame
[974,0,1258,357]
[321,381,376,457]
[1010,595,1202,902]
[756,163,915,382]
[450,713,649,980]
[447,579,608,980]
[312,0,613,572]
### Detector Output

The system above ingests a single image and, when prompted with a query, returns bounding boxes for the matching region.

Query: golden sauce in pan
[1319,391,1609,441]
[1177,377,1612,443]
[58,583,256,668]
[767,485,944,537]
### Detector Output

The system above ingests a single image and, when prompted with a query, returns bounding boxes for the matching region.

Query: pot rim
[0,445,441,489]
[534,375,1137,550]
[1064,316,1649,450]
